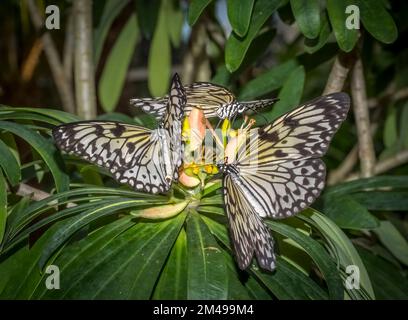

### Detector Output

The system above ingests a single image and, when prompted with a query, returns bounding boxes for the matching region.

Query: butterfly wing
[53,121,172,193]
[130,97,167,121]
[130,82,235,119]
[223,170,276,271]
[233,92,350,218]
[161,73,186,180]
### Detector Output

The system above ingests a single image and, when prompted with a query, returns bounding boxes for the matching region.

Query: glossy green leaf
[98,14,139,112]
[135,0,160,39]
[166,0,184,47]
[0,171,7,245]
[222,252,253,299]
[351,191,408,211]
[323,195,379,230]
[225,0,282,72]
[39,198,159,269]
[304,12,331,54]
[186,211,228,299]
[148,2,171,97]
[357,0,398,44]
[400,102,408,148]
[0,121,69,193]
[267,221,341,299]
[188,0,213,26]
[301,209,375,299]
[203,216,331,299]
[0,105,79,123]
[290,0,321,39]
[153,228,187,299]
[324,176,408,197]
[383,107,398,148]
[0,224,57,299]
[227,0,255,37]
[263,65,305,122]
[327,0,359,52]
[239,59,299,100]
[37,214,186,299]
[0,139,20,186]
[373,220,408,266]
[94,0,130,65]
[358,248,408,299]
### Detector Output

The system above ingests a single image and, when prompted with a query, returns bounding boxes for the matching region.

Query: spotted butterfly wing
[130,82,277,120]
[220,92,350,270]
[53,74,186,194]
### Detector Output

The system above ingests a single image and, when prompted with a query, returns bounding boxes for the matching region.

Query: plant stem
[26,0,75,113]
[351,58,376,178]
[323,53,354,95]
[74,0,97,119]
[346,150,408,180]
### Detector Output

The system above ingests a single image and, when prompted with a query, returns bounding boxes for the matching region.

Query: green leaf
[203,216,331,299]
[290,0,321,39]
[266,221,342,299]
[186,211,228,299]
[0,121,69,193]
[324,176,408,197]
[351,191,408,211]
[166,0,184,47]
[383,107,398,148]
[326,0,359,52]
[225,0,282,72]
[357,0,398,44]
[358,248,408,299]
[79,165,103,186]
[239,59,299,100]
[38,214,186,299]
[98,14,139,112]
[0,105,80,123]
[135,0,160,39]
[301,209,375,299]
[0,171,7,245]
[153,228,187,299]
[227,0,255,37]
[0,224,58,299]
[400,102,408,149]
[148,1,171,97]
[304,12,331,54]
[188,0,213,26]
[0,139,20,186]
[373,220,408,266]
[39,199,157,269]
[323,195,379,230]
[93,0,130,66]
[263,65,305,122]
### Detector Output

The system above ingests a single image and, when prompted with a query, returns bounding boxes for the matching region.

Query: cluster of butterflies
[53,73,350,272]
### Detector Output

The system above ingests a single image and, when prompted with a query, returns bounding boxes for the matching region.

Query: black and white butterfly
[217,92,350,271]
[53,74,186,194]
[130,82,277,120]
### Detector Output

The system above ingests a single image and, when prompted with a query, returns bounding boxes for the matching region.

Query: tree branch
[323,53,355,95]
[63,9,74,85]
[26,0,75,114]
[346,150,408,180]
[74,0,97,119]
[16,183,51,201]
[351,57,376,178]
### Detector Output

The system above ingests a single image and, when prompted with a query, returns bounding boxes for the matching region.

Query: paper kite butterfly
[53,74,186,194]
[130,82,278,120]
[217,92,350,271]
